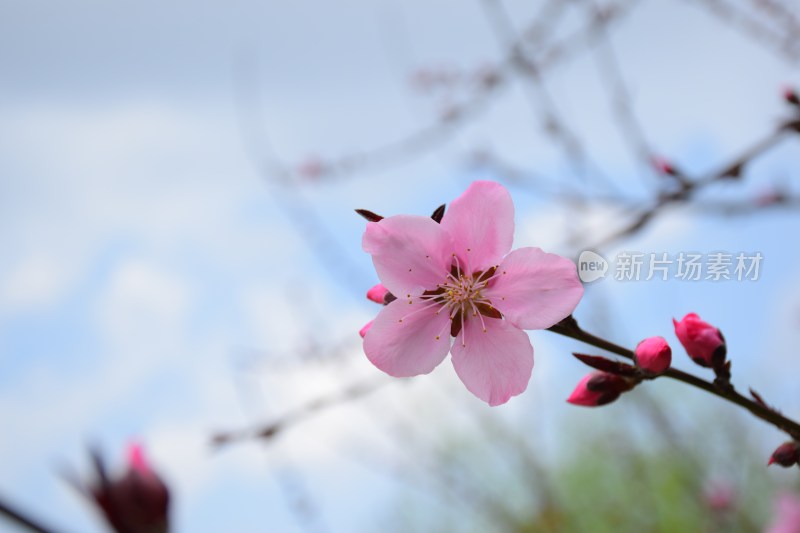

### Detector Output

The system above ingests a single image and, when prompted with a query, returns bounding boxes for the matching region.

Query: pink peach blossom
[673,313,726,368]
[361,181,583,405]
[634,336,672,374]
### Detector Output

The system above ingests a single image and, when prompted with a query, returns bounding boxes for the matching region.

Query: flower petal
[450,316,533,406]
[362,215,452,297]
[483,247,583,330]
[363,298,452,377]
[440,181,514,273]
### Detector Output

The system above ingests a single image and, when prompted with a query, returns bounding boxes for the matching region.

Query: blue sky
[1,1,800,531]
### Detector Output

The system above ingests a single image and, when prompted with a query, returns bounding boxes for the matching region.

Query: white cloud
[0,253,76,313]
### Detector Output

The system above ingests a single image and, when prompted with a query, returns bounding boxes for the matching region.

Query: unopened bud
[768,441,800,467]
[567,372,632,407]
[635,336,672,374]
[652,156,677,176]
[359,320,373,339]
[366,284,389,304]
[297,157,326,180]
[783,86,799,106]
[87,444,170,533]
[673,313,726,369]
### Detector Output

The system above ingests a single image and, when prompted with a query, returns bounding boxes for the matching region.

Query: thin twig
[586,122,795,250]
[0,496,59,533]
[212,378,388,446]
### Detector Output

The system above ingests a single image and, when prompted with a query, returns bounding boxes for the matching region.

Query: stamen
[469,300,488,333]
[434,317,451,341]
[396,299,442,323]
[460,307,466,346]
[452,254,462,277]
[477,265,503,286]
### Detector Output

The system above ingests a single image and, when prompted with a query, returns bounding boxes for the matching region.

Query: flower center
[414,258,503,340]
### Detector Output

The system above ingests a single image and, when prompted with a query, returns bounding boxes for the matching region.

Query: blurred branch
[585,0,657,181]
[233,53,371,297]
[479,0,630,190]
[688,0,800,65]
[585,120,798,250]
[277,0,638,184]
[0,496,58,533]
[212,378,388,447]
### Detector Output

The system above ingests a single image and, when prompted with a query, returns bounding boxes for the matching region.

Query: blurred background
[2,0,800,531]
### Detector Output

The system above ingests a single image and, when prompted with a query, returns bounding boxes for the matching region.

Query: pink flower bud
[87,443,170,533]
[359,320,373,338]
[567,372,631,407]
[652,156,676,176]
[297,157,326,180]
[673,313,726,368]
[783,86,799,106]
[768,441,800,467]
[366,284,389,304]
[634,336,672,374]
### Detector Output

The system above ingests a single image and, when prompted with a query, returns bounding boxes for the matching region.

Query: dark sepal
[750,388,772,410]
[573,353,639,377]
[431,204,446,223]
[450,310,462,338]
[355,209,384,222]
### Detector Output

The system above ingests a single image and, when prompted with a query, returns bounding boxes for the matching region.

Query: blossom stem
[549,316,800,440]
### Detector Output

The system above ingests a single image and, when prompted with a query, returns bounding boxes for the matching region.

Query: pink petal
[483,247,583,330]
[450,316,533,406]
[440,181,514,273]
[363,298,452,377]
[362,215,452,298]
